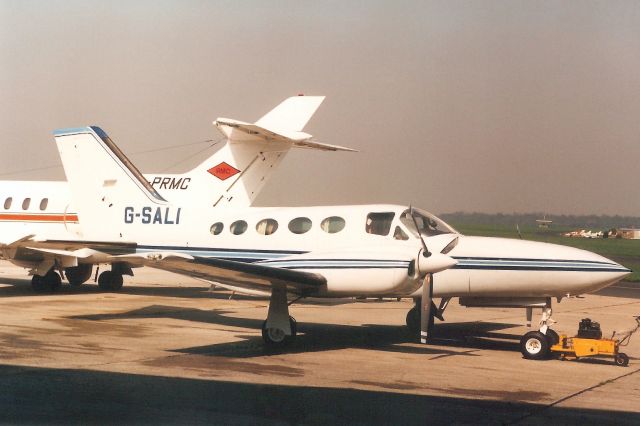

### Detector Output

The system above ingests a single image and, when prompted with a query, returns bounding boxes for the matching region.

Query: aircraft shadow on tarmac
[1,363,638,425]
[71,304,523,357]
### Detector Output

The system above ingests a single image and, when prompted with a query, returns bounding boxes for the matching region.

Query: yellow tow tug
[521,316,640,366]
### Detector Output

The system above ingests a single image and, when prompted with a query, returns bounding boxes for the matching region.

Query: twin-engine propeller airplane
[0,97,631,351]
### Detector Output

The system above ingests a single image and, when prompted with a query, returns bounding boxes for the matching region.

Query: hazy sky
[2,1,639,215]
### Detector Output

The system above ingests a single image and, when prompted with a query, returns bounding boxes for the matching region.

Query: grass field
[451,223,640,282]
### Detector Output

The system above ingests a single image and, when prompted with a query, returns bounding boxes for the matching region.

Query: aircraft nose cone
[450,236,632,296]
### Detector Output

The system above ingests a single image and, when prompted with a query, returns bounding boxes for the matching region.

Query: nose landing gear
[520,298,560,359]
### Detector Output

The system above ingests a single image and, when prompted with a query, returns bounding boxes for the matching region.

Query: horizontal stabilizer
[215,118,356,152]
[0,233,34,247]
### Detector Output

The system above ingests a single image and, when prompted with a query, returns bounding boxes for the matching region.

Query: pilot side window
[321,216,345,234]
[288,217,312,234]
[22,198,31,211]
[39,198,48,211]
[210,222,224,235]
[230,220,248,235]
[256,219,278,235]
[365,212,395,236]
[3,197,12,210]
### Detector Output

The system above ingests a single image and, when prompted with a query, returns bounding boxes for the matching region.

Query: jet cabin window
[3,197,11,210]
[230,220,247,235]
[288,217,312,234]
[39,198,48,211]
[321,216,345,234]
[256,219,278,235]
[22,198,31,211]
[365,212,395,236]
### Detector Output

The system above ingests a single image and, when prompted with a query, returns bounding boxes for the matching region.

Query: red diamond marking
[208,162,240,181]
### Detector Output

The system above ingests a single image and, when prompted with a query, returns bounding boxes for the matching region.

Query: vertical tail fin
[55,126,168,240]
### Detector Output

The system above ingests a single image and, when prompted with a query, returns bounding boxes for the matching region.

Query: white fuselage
[1,184,629,299]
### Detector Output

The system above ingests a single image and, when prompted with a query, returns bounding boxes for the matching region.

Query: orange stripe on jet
[0,213,79,223]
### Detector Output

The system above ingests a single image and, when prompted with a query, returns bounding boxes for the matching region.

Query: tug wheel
[615,352,629,367]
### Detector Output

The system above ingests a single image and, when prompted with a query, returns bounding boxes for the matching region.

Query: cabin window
[321,216,345,234]
[210,222,224,235]
[288,217,312,234]
[256,219,278,235]
[22,198,31,210]
[365,212,395,236]
[230,220,247,235]
[39,198,48,211]
[3,197,12,210]
[393,226,409,240]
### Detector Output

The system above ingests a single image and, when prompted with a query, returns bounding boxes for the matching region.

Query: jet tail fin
[54,126,167,240]
[255,95,325,133]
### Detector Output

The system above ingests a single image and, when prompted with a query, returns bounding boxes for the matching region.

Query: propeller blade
[420,273,434,343]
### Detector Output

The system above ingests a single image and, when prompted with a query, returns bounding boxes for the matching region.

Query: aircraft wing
[115,252,327,295]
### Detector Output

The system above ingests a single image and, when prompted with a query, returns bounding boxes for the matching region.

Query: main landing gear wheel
[65,265,93,287]
[406,304,434,339]
[406,307,420,335]
[615,353,629,367]
[520,331,551,360]
[31,270,62,293]
[97,270,124,291]
[262,316,297,347]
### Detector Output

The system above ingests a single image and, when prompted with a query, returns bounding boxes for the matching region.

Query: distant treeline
[439,212,640,229]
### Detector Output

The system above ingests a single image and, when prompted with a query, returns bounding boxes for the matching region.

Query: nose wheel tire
[520,331,551,360]
[261,316,297,347]
[98,271,124,291]
[615,353,629,367]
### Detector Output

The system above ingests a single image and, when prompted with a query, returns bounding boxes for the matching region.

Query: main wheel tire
[31,275,46,293]
[98,271,123,291]
[65,265,93,287]
[261,317,297,347]
[615,352,629,367]
[406,307,419,335]
[520,331,551,360]
[98,271,114,290]
[545,329,560,346]
[44,270,62,292]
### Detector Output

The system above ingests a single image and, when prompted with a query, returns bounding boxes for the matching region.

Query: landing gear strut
[261,286,297,347]
[31,269,62,293]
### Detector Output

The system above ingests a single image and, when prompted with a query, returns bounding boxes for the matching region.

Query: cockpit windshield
[399,208,457,238]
